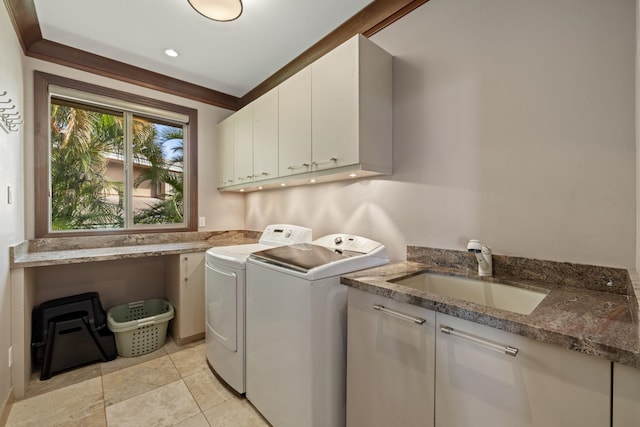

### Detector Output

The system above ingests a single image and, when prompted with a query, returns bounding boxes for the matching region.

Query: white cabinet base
[165,252,205,345]
[435,313,610,427]
[346,288,435,427]
[613,362,640,426]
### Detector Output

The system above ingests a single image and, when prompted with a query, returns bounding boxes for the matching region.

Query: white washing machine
[205,224,312,394]
[245,234,389,427]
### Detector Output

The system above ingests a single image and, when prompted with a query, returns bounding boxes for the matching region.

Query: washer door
[206,262,237,352]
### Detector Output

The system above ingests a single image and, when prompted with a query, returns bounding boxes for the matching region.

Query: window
[35,72,198,237]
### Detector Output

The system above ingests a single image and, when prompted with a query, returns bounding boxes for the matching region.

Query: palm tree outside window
[34,72,198,237]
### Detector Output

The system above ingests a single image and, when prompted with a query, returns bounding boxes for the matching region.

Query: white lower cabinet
[346,288,436,427]
[347,291,612,427]
[435,313,610,427]
[165,252,205,345]
[613,362,640,426]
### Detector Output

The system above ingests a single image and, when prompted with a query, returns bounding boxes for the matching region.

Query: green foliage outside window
[50,102,185,231]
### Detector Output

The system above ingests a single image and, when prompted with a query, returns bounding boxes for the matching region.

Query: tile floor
[5,338,270,426]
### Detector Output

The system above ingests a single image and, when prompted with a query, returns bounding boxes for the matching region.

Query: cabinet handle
[288,163,310,170]
[312,157,338,166]
[440,325,519,357]
[260,172,269,176]
[373,304,426,325]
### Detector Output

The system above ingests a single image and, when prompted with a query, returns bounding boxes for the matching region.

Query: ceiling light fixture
[187,0,243,22]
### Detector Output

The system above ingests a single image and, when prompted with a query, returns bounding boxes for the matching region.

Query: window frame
[34,71,198,238]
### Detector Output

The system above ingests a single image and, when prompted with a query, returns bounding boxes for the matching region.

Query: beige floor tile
[183,368,233,411]
[203,399,270,427]
[164,337,205,355]
[169,343,208,377]
[6,377,104,427]
[59,408,107,427]
[105,380,200,427]
[24,362,102,399]
[100,345,168,375]
[174,412,211,427]
[102,355,181,406]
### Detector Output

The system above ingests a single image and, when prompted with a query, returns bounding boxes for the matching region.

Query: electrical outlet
[8,346,12,368]
[199,216,206,227]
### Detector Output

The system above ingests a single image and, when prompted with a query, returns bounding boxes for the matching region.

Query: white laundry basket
[107,299,174,357]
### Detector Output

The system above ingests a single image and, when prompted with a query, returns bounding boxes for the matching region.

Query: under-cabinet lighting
[239,188,245,192]
[258,186,263,190]
[309,179,317,183]
[164,48,179,58]
[280,183,286,187]
[349,173,358,178]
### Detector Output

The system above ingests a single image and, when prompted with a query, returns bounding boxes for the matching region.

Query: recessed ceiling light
[164,48,179,58]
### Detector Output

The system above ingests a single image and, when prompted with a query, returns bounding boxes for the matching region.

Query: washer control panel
[259,224,312,246]
[313,234,383,254]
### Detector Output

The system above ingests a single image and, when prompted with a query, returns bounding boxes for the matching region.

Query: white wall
[246,0,637,267]
[0,1,26,406]
[21,58,247,239]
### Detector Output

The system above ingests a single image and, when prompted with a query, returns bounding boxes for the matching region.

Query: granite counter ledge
[340,261,640,369]
[9,230,260,268]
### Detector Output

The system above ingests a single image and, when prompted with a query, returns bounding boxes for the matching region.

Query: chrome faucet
[467,239,492,276]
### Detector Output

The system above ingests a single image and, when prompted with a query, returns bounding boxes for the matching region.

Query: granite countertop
[340,246,640,369]
[10,230,261,268]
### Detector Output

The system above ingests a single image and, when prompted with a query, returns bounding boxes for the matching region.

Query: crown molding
[4,0,429,111]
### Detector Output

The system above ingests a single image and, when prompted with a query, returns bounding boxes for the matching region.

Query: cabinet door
[216,116,234,187]
[233,104,253,184]
[346,288,435,427]
[613,362,640,426]
[178,252,205,340]
[435,313,610,427]
[279,65,311,176]
[312,35,359,170]
[253,87,279,181]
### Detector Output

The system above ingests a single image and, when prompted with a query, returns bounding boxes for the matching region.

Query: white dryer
[205,224,312,394]
[245,234,389,427]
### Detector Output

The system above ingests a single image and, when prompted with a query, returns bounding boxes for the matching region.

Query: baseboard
[173,332,205,346]
[0,387,15,426]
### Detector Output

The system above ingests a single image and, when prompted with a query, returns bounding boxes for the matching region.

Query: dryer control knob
[284,229,292,238]
[334,236,343,244]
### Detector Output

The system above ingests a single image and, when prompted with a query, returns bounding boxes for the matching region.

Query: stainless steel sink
[393,273,548,315]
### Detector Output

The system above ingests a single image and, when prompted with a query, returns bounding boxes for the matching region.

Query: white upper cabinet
[252,87,279,181]
[278,65,312,176]
[216,33,392,191]
[311,34,392,172]
[216,115,235,187]
[233,104,253,183]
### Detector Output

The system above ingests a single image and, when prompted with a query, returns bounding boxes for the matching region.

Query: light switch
[199,216,206,227]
